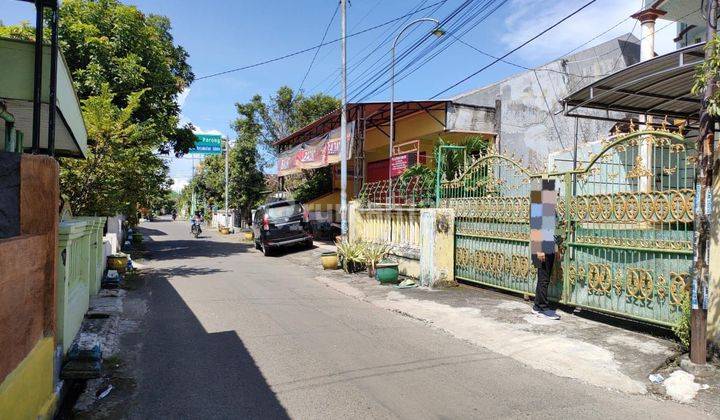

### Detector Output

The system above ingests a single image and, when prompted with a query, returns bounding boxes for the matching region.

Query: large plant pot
[107,254,129,274]
[243,231,254,241]
[219,227,230,235]
[375,261,399,284]
[320,252,339,270]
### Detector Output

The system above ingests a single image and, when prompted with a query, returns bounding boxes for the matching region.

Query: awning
[562,42,704,124]
[0,38,88,158]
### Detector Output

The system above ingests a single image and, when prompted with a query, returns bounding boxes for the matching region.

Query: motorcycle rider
[171,209,177,221]
[191,211,203,235]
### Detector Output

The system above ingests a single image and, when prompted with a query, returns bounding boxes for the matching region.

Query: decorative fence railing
[354,208,422,249]
[358,175,435,209]
[438,127,694,327]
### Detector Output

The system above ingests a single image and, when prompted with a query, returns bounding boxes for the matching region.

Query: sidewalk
[283,244,719,415]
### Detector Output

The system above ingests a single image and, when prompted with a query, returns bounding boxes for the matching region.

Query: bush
[672,291,691,350]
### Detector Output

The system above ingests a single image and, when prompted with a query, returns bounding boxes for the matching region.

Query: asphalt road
[124,219,706,419]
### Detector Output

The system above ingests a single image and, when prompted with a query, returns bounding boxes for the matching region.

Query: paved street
[120,219,707,419]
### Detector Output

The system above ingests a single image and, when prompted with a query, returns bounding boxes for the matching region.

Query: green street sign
[189,133,222,155]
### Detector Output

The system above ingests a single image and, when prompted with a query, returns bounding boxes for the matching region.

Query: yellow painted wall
[363,109,446,151]
[0,337,57,420]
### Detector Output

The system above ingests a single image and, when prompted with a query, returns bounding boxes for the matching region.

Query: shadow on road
[134,226,168,237]
[144,239,252,261]
[125,257,290,418]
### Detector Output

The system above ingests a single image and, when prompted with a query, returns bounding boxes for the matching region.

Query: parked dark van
[252,200,313,256]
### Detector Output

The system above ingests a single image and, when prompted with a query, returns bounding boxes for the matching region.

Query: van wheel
[254,240,261,250]
[305,239,314,249]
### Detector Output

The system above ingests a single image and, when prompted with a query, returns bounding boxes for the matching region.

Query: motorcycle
[191,221,202,238]
[172,212,177,221]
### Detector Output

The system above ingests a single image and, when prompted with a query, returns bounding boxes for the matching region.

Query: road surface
[121,219,706,419]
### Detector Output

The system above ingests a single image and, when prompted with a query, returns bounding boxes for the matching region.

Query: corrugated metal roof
[562,42,704,122]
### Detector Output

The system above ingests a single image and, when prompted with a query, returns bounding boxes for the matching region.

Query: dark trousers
[533,253,555,311]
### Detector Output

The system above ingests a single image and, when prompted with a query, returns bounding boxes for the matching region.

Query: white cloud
[498,0,675,62]
[192,126,225,136]
[175,88,191,109]
[171,178,188,192]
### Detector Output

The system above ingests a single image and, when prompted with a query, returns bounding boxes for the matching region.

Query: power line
[430,0,599,99]
[345,0,481,101]
[320,0,444,96]
[298,1,340,92]
[350,0,509,103]
[192,0,447,82]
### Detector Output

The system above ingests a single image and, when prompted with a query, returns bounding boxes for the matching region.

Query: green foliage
[692,34,720,116]
[363,242,392,270]
[335,238,367,272]
[60,85,172,223]
[436,135,489,180]
[253,86,340,155]
[0,20,36,39]
[673,291,692,350]
[292,167,333,203]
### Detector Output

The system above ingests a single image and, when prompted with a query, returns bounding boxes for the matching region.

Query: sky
[1,0,677,191]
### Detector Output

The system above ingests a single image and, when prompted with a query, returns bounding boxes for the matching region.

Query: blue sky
[2,0,675,190]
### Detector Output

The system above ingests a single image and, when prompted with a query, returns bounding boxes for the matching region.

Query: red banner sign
[277,121,355,176]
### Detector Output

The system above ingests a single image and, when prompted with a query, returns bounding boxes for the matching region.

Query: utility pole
[340,0,348,236]
[225,138,230,230]
[691,0,717,365]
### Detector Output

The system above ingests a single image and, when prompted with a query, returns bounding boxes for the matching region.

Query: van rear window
[267,202,303,219]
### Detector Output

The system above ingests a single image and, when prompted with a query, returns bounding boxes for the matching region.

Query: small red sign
[390,153,411,177]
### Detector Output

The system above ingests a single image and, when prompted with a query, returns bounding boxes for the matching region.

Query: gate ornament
[627,156,653,179]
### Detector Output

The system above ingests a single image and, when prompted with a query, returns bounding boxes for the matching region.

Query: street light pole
[388,18,443,207]
[340,0,348,236]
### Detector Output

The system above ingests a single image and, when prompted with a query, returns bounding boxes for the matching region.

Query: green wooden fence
[438,128,693,327]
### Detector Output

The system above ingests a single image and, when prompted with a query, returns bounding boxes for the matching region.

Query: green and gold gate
[438,126,694,326]
[438,149,562,299]
[560,128,694,326]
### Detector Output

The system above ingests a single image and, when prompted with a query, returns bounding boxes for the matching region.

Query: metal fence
[438,128,694,327]
[358,175,435,209]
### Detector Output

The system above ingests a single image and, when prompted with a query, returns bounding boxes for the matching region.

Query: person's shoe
[536,309,561,320]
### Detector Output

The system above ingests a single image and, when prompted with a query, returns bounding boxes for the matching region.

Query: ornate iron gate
[438,127,694,326]
[560,129,695,326]
[438,149,562,299]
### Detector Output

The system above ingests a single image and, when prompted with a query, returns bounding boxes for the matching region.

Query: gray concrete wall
[452,35,640,170]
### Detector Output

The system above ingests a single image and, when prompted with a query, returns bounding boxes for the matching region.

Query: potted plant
[242,229,254,241]
[320,251,339,270]
[375,259,400,284]
[335,238,366,273]
[363,242,392,278]
[219,225,230,235]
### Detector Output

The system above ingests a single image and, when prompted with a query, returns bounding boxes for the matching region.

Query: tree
[230,101,267,223]
[253,86,340,155]
[60,85,172,224]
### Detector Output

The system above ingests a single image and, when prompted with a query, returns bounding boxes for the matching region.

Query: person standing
[529,178,561,320]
